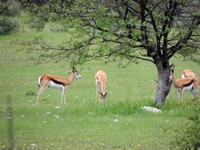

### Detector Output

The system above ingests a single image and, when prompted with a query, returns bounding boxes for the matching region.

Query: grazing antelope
[36,65,81,104]
[170,67,198,101]
[95,70,107,102]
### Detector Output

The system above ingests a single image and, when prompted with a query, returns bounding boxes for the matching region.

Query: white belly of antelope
[48,81,64,89]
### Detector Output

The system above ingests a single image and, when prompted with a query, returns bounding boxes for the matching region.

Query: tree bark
[154,61,172,107]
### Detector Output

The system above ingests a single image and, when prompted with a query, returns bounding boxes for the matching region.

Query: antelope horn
[70,63,75,69]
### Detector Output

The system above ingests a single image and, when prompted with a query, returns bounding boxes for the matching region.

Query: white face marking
[181,74,186,79]
[75,72,81,79]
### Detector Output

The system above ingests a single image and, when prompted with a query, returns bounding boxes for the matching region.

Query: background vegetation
[0,0,200,149]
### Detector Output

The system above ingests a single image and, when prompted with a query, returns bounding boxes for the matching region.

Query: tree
[23,0,200,106]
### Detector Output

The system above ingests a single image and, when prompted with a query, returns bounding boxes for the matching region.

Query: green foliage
[0,0,20,17]
[179,47,200,65]
[48,22,65,32]
[171,99,200,149]
[0,0,20,35]
[0,18,18,35]
[28,16,45,31]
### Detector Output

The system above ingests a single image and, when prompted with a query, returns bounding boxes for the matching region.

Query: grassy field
[0,27,200,149]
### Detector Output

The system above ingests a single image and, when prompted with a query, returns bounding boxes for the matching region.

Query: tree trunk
[154,62,172,107]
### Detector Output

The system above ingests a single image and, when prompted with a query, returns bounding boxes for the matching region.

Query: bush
[171,99,200,150]
[0,0,20,35]
[0,18,18,35]
[49,23,65,32]
[29,17,45,31]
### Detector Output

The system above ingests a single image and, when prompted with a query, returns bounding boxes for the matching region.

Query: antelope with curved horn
[170,66,198,101]
[95,70,107,102]
[36,65,81,104]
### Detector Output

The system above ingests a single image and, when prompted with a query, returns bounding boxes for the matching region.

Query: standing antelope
[36,66,81,104]
[95,70,107,102]
[171,67,198,101]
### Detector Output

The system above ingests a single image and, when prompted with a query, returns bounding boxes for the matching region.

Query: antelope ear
[170,64,175,74]
[170,64,175,69]
[101,93,107,97]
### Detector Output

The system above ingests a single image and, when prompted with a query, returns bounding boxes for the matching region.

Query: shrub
[0,0,20,35]
[29,17,45,31]
[171,99,200,150]
[0,18,18,35]
[49,23,65,32]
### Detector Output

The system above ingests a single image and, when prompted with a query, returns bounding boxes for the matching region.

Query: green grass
[0,27,200,149]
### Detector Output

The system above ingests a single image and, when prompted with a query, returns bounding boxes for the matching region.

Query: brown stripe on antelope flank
[183,80,193,87]
[51,78,65,86]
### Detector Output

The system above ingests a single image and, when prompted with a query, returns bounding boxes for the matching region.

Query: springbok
[36,65,81,104]
[170,67,198,101]
[95,70,107,102]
